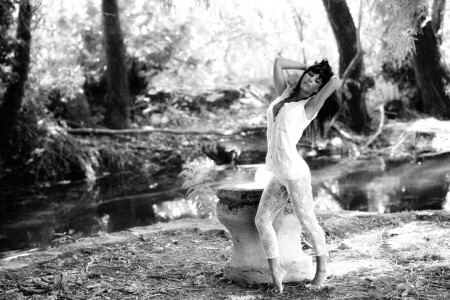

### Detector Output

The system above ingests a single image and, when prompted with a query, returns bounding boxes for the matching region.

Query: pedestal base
[216,185,312,284]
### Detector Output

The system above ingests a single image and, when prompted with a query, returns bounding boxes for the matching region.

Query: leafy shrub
[1,101,97,184]
[179,157,218,218]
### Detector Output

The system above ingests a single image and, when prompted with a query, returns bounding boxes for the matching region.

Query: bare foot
[271,266,287,293]
[310,269,326,287]
[310,253,327,287]
[267,257,287,293]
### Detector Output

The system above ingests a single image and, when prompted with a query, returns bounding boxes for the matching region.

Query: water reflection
[1,155,449,257]
[0,172,185,258]
[311,155,450,213]
[153,198,198,220]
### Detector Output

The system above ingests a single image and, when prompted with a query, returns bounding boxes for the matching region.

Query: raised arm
[304,75,340,120]
[273,57,308,96]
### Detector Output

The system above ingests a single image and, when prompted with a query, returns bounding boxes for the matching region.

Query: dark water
[311,154,450,213]
[1,154,449,258]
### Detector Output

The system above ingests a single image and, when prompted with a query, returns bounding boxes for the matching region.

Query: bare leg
[267,257,287,293]
[311,253,327,287]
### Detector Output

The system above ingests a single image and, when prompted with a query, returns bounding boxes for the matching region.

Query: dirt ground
[1,210,449,300]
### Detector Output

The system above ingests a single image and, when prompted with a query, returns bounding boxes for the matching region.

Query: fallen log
[66,126,267,136]
[407,117,450,134]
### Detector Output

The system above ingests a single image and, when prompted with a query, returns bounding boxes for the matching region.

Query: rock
[369,292,384,300]
[196,228,229,238]
[338,242,352,250]
[150,113,169,126]
[396,282,407,290]
[384,99,405,119]
[202,142,239,165]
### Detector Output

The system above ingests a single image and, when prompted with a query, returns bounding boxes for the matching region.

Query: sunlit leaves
[374,0,427,65]
[179,157,218,218]
[27,1,94,98]
[0,0,17,91]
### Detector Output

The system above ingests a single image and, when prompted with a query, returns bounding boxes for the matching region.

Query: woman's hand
[273,58,307,96]
[305,75,340,119]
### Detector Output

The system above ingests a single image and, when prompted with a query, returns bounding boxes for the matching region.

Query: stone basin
[216,183,312,284]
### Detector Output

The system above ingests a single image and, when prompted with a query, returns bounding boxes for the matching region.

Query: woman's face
[300,71,322,95]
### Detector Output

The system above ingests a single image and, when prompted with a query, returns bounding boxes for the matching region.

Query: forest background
[2,1,450,299]
[1,0,450,187]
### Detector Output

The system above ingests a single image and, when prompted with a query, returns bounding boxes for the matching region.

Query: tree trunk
[321,0,369,133]
[102,0,131,129]
[411,1,450,118]
[431,0,446,44]
[0,1,32,152]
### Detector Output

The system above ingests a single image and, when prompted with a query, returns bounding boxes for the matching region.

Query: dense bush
[0,101,97,184]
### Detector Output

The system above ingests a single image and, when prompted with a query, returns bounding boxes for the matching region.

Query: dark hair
[288,59,341,140]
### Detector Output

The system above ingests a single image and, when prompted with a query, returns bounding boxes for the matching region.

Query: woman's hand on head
[273,58,308,96]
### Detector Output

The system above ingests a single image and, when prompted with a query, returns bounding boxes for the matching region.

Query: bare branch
[287,0,307,64]
[362,105,385,149]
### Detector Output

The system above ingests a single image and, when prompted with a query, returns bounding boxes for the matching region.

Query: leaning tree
[411,0,450,118]
[321,0,370,133]
[377,0,450,118]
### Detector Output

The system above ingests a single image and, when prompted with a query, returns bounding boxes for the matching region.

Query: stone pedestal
[216,183,312,284]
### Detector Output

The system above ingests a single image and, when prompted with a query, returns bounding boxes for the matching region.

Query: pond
[1,153,449,259]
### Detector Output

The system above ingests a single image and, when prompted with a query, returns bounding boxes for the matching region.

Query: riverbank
[1,210,449,300]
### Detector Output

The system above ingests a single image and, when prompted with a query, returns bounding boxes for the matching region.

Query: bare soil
[1,211,449,300]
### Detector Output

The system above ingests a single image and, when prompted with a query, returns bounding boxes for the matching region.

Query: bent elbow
[274,57,282,67]
[330,76,341,89]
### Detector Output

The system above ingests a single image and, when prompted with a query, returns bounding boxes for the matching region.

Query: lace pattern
[255,174,327,258]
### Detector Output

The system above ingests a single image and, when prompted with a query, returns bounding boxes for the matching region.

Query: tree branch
[287,0,307,64]
[362,105,385,149]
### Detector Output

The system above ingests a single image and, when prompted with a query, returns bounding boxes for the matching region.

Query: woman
[255,57,340,293]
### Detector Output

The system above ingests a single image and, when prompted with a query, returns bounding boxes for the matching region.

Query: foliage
[374,0,427,65]
[0,100,98,183]
[0,0,16,95]
[179,157,218,218]
[368,79,400,106]
[120,0,286,95]
[25,0,341,118]
[2,0,450,183]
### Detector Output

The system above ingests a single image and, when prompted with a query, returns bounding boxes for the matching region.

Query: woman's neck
[297,90,312,101]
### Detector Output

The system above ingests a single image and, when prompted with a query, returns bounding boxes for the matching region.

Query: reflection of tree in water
[313,155,450,213]
[57,184,107,236]
[313,180,342,211]
[335,170,383,211]
[0,184,102,254]
[94,172,184,231]
[97,194,166,231]
[366,176,399,213]
[392,158,449,212]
